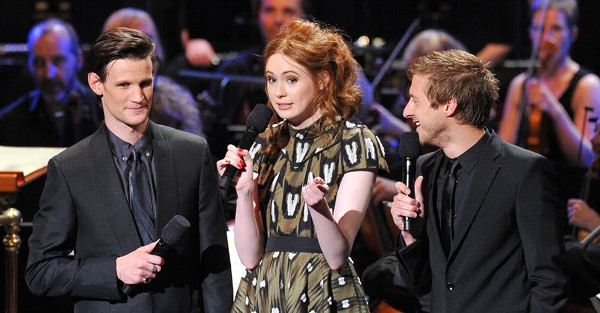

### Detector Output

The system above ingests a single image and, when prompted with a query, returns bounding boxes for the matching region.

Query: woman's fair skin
[216,52,376,270]
[265,53,322,128]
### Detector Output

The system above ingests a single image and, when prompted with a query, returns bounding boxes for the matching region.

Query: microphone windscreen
[246,103,273,132]
[398,132,421,158]
[161,215,191,246]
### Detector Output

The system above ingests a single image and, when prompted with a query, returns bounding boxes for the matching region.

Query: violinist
[568,122,600,236]
[498,0,600,167]
[562,123,600,310]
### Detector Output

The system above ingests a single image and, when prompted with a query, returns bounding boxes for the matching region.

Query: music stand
[0,146,64,313]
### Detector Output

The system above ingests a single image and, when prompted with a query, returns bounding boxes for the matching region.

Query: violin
[517,69,550,154]
[521,40,559,154]
[518,3,557,154]
[526,96,546,154]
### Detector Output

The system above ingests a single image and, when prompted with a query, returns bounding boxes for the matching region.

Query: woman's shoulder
[341,120,376,137]
[339,119,389,172]
[340,120,383,148]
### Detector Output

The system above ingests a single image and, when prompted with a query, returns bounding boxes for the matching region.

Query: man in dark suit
[390,49,568,313]
[25,27,232,312]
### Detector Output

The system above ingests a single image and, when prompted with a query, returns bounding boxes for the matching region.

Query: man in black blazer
[390,49,567,313]
[25,27,232,312]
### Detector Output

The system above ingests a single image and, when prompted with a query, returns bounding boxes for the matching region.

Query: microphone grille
[161,215,191,245]
[246,103,274,133]
[398,132,421,158]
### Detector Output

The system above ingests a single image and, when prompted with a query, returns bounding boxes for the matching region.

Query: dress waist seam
[265,236,322,253]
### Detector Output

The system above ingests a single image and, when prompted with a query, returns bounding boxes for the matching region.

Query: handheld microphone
[122,215,191,297]
[398,132,421,231]
[219,103,273,190]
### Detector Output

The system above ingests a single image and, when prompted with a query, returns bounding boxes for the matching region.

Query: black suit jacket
[25,122,232,313]
[396,131,567,313]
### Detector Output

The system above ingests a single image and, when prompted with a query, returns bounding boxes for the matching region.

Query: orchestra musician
[499,0,600,167]
[563,122,600,311]
[499,0,600,215]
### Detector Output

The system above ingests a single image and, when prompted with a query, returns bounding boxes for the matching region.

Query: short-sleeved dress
[231,118,388,313]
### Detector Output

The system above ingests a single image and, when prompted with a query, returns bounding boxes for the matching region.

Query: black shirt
[435,129,491,239]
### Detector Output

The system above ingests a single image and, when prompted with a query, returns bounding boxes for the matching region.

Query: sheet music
[590,292,600,312]
[0,146,65,177]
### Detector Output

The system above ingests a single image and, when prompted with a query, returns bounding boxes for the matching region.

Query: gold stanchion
[1,202,22,313]
[0,146,66,313]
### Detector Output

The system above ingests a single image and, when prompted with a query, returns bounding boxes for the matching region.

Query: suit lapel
[89,126,141,254]
[150,122,179,233]
[449,134,502,260]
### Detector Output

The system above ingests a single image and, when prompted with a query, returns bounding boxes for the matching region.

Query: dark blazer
[25,122,233,313]
[396,131,567,313]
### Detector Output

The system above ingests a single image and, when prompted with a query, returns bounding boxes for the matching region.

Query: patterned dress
[232,118,388,313]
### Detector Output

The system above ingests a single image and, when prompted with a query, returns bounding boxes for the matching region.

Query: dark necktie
[128,150,155,245]
[441,159,460,255]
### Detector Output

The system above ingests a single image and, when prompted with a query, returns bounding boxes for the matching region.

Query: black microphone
[219,103,273,190]
[398,132,421,231]
[121,215,191,297]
